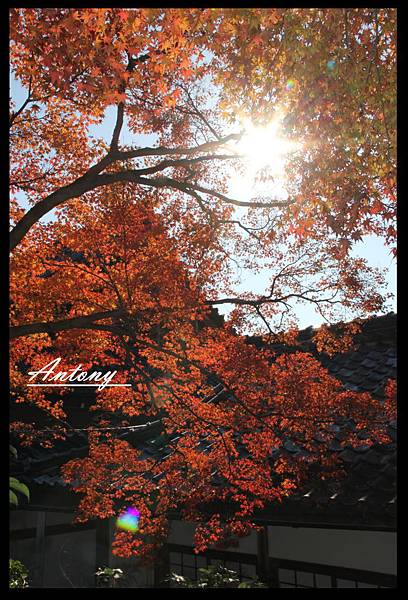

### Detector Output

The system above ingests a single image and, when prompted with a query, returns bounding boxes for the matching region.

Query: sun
[228,112,301,201]
[239,115,299,174]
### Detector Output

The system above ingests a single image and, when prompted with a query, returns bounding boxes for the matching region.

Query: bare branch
[126,153,240,177]
[9,76,32,128]
[110,102,125,152]
[207,291,342,307]
[114,133,242,161]
[95,173,293,209]
[190,182,294,209]
[180,83,222,140]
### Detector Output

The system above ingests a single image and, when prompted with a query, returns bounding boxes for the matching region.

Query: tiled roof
[11,313,397,528]
[247,312,396,399]
[248,312,396,525]
[260,420,396,529]
[306,313,395,400]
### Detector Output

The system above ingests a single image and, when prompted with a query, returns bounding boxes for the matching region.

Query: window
[166,544,396,588]
[167,544,258,585]
[276,559,396,589]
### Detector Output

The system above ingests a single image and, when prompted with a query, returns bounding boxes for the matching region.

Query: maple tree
[10,8,396,561]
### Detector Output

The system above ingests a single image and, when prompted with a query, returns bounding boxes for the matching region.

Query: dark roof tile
[338,448,359,464]
[283,440,302,453]
[361,358,377,369]
[353,443,372,453]
[361,449,384,466]
[328,440,343,452]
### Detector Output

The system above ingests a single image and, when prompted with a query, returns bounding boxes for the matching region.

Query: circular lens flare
[116,508,140,533]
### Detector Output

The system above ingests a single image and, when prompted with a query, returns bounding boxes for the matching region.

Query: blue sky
[10,76,396,329]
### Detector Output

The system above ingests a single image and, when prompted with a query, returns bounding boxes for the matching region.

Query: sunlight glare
[228,112,301,203]
[238,113,300,177]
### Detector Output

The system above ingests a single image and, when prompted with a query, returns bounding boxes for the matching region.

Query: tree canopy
[10,8,396,560]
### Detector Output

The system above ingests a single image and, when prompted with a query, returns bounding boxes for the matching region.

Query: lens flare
[116,508,140,533]
[285,79,295,91]
[327,60,335,71]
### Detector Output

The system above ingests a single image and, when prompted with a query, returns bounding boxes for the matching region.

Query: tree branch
[10,165,292,251]
[206,291,341,307]
[190,183,294,209]
[9,76,32,128]
[114,133,242,161]
[95,173,292,209]
[9,135,242,251]
[10,309,123,340]
[122,153,240,177]
[110,102,125,152]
